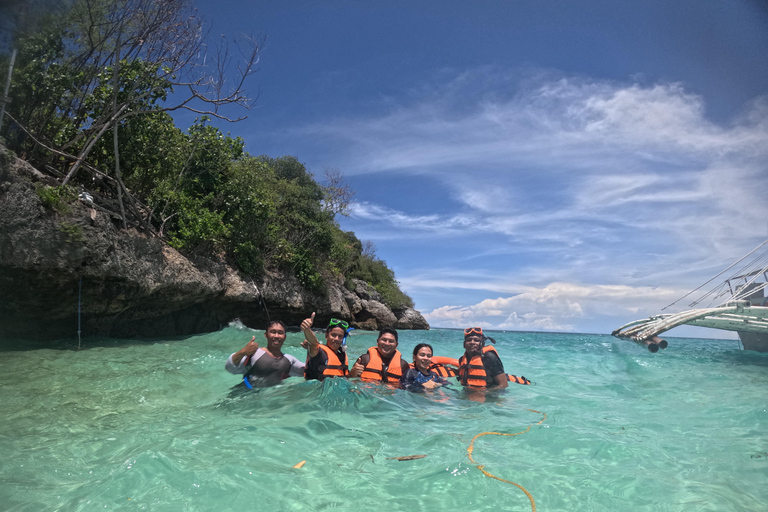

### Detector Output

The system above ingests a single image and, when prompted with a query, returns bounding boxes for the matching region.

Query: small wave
[227,319,256,332]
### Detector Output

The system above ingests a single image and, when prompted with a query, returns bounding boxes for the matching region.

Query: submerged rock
[0,145,429,342]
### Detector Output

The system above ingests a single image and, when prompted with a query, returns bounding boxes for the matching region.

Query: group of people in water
[225,313,530,394]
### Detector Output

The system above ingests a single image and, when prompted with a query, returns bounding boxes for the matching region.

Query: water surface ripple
[1,327,766,511]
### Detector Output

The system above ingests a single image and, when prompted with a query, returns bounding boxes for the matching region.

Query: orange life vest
[428,356,459,377]
[430,356,459,366]
[405,362,458,378]
[311,344,349,379]
[430,363,458,378]
[458,346,530,387]
[508,374,530,385]
[359,347,404,384]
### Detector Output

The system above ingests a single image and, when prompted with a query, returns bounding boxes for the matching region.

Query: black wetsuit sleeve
[482,351,506,384]
[433,372,450,386]
[399,368,422,391]
[304,351,327,381]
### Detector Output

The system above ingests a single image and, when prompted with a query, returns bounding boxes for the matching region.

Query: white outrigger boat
[613,240,768,352]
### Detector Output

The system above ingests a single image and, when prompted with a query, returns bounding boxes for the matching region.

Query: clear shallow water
[1,326,767,511]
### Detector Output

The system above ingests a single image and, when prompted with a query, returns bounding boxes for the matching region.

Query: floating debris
[386,455,426,461]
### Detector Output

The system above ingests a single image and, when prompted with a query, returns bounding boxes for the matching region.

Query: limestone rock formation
[0,145,429,343]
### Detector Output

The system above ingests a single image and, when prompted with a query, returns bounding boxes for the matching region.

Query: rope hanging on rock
[250,279,271,322]
[467,409,547,512]
[77,277,82,350]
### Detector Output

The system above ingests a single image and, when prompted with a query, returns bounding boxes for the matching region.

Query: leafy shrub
[166,193,229,254]
[35,184,77,214]
[60,221,85,243]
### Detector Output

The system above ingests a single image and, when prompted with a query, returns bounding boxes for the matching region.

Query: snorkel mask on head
[464,326,495,345]
[464,326,485,343]
[464,326,484,337]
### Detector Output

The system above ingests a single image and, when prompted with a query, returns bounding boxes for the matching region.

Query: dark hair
[378,328,398,342]
[266,320,286,331]
[412,343,433,357]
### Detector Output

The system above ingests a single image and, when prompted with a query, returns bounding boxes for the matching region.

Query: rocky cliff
[0,145,429,342]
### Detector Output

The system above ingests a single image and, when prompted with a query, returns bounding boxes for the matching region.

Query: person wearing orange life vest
[349,328,410,385]
[458,327,509,389]
[301,313,350,381]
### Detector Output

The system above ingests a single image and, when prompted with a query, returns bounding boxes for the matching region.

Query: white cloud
[305,68,768,334]
[306,75,767,175]
[335,71,767,274]
[422,282,684,332]
[500,312,574,332]
[348,202,479,234]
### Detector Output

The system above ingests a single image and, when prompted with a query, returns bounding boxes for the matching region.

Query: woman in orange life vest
[400,343,450,392]
[301,313,350,381]
[349,328,410,385]
[458,327,509,389]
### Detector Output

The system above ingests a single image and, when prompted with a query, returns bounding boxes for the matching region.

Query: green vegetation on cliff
[0,0,413,309]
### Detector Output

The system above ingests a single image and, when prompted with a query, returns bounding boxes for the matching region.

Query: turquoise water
[2,326,767,511]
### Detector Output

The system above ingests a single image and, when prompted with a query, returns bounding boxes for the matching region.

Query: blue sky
[188,0,768,337]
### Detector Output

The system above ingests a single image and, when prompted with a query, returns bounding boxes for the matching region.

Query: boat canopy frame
[612,239,768,352]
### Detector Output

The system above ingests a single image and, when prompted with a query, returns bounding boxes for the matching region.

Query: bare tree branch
[321,166,356,217]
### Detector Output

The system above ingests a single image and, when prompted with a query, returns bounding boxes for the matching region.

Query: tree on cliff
[1,0,414,312]
[2,0,260,229]
[0,0,66,53]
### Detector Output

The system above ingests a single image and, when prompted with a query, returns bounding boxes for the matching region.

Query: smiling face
[264,323,287,351]
[463,336,484,357]
[376,332,399,358]
[325,326,346,351]
[413,346,433,374]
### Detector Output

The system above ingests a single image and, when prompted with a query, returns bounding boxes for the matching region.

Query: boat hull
[738,331,768,352]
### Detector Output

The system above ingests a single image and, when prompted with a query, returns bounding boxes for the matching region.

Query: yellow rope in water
[467,409,547,512]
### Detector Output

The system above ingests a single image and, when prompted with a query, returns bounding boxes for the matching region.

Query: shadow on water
[699,347,768,368]
[0,320,264,352]
[0,333,207,352]
[218,378,407,418]
[217,376,517,425]
[607,335,768,370]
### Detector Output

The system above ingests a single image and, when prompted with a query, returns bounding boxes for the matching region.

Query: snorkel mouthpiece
[342,326,355,351]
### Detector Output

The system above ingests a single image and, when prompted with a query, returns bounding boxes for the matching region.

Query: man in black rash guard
[225,320,305,388]
[458,327,509,390]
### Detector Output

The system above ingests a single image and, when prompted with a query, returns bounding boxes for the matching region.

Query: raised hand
[301,312,320,356]
[350,361,365,377]
[300,312,316,331]
[242,335,259,355]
